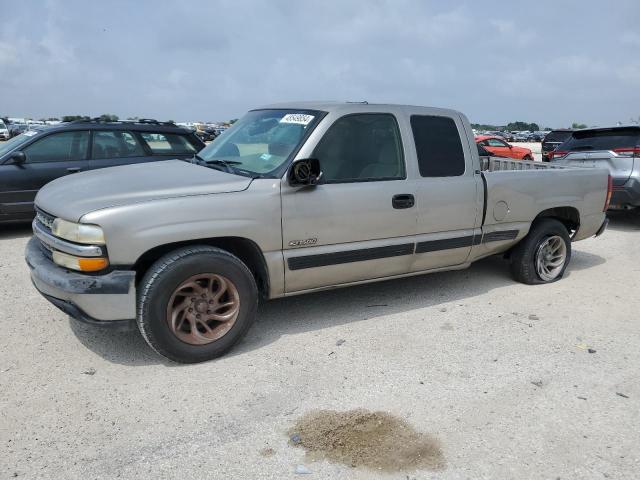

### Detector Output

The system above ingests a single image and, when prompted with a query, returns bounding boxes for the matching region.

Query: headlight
[51,218,105,245]
[52,251,109,272]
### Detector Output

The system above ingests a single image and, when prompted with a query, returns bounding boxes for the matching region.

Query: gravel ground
[1,212,639,480]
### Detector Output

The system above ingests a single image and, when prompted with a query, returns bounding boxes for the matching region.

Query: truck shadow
[69,249,605,366]
[235,250,604,357]
[606,211,640,232]
[0,222,32,240]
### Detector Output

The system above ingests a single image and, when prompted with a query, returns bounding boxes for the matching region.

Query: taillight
[549,150,568,160]
[613,147,640,157]
[604,174,613,211]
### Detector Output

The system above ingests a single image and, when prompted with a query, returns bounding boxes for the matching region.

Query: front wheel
[523,155,534,161]
[137,246,258,363]
[510,218,571,285]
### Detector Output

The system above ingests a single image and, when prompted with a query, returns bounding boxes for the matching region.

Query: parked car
[8,123,28,138]
[487,132,513,142]
[0,119,205,222]
[526,131,545,142]
[498,131,515,142]
[512,132,530,142]
[195,127,219,142]
[0,121,9,141]
[549,126,640,211]
[475,135,534,160]
[25,102,610,363]
[541,129,573,162]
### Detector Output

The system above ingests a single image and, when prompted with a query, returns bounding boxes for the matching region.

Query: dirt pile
[288,409,445,472]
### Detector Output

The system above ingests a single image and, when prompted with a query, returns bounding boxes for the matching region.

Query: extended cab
[25,103,611,363]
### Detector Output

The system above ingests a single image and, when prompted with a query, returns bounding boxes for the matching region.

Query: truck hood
[35,160,253,221]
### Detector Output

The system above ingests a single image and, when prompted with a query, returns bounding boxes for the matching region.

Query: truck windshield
[196,109,321,177]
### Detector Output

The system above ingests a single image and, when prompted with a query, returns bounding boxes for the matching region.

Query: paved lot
[1,213,639,479]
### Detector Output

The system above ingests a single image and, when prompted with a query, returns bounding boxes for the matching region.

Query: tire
[509,218,571,285]
[137,246,258,363]
[523,155,533,161]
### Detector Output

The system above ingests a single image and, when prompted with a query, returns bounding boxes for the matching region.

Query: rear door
[281,112,417,293]
[88,130,151,170]
[0,130,89,216]
[409,113,483,272]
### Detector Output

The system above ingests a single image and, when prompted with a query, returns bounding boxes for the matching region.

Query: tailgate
[555,151,633,186]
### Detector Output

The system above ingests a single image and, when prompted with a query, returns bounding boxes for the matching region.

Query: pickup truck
[25,102,611,363]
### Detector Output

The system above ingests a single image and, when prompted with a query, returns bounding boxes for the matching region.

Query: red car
[475,135,534,161]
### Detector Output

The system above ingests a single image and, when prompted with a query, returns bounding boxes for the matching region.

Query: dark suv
[0,119,205,222]
[541,129,573,162]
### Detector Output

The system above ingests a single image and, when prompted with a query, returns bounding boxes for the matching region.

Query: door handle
[66,167,81,173]
[392,194,415,209]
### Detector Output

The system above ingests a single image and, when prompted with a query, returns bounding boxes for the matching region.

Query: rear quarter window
[139,132,198,155]
[410,115,465,177]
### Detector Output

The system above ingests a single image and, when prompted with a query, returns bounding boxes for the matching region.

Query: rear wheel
[137,246,258,363]
[510,218,571,285]
[523,155,534,161]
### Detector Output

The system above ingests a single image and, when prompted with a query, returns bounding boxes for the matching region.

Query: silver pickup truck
[25,102,610,363]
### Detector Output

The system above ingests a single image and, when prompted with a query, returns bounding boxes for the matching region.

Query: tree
[572,122,587,129]
[505,121,540,132]
[62,115,89,122]
[99,114,119,122]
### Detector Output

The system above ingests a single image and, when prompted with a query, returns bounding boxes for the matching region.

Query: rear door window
[410,115,465,177]
[23,131,90,163]
[92,131,145,159]
[139,132,197,155]
[560,129,640,152]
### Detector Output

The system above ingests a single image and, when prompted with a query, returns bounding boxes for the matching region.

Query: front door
[0,130,90,216]
[281,113,417,293]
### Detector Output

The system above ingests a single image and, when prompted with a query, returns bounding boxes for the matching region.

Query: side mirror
[289,158,322,186]
[7,151,26,165]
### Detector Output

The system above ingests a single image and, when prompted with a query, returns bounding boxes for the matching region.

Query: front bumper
[610,177,640,209]
[25,237,137,329]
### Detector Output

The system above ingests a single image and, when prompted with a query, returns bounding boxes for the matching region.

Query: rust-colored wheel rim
[166,274,240,345]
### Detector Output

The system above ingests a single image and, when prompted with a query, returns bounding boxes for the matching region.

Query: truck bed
[480,157,608,242]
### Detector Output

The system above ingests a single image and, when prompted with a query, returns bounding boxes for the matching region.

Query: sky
[1,0,639,127]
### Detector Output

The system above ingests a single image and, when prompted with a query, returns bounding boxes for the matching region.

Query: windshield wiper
[191,155,239,173]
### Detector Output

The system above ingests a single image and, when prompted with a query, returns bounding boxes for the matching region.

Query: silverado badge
[288,238,318,247]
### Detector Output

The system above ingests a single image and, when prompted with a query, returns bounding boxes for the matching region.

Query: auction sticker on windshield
[279,113,314,125]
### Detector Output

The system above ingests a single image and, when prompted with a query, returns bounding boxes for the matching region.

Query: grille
[35,208,55,232]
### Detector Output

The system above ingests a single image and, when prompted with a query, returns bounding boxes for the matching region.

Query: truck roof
[255,101,464,118]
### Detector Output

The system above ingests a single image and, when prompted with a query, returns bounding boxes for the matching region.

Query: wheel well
[534,207,580,235]
[133,237,270,298]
